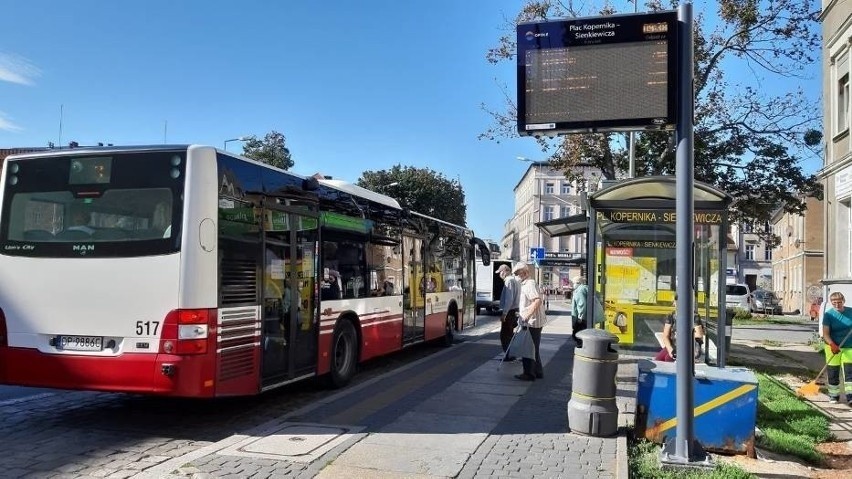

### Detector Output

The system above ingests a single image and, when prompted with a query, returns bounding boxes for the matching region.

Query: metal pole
[586,205,597,331]
[663,1,706,464]
[719,215,728,367]
[628,132,636,178]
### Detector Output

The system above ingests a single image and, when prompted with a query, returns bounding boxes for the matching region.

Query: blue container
[636,360,758,455]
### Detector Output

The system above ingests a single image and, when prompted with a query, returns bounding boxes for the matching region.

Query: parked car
[751,289,782,315]
[725,283,752,311]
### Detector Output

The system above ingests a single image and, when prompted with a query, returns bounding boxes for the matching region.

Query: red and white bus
[0,145,491,397]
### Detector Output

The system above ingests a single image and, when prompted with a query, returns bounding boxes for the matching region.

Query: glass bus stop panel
[596,222,679,352]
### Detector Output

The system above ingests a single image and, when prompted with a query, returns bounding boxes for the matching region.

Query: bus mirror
[470,237,491,266]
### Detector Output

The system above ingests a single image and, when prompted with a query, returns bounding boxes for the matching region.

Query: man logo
[73,244,95,254]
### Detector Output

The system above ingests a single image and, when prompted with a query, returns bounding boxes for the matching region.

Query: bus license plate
[56,335,104,352]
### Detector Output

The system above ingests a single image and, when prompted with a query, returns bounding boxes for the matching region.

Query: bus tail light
[0,307,7,347]
[160,309,216,355]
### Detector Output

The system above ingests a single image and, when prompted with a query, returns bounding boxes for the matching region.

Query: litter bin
[567,329,619,437]
[705,308,733,366]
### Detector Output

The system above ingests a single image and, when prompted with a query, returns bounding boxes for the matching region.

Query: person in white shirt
[513,261,546,381]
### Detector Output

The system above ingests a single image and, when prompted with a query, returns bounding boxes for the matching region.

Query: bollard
[567,328,619,437]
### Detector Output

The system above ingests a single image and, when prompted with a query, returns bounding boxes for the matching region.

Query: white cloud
[0,111,22,132]
[0,52,41,86]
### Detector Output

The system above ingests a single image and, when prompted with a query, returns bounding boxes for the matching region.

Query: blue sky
[0,1,821,244]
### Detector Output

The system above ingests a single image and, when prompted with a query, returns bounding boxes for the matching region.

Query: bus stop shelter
[538,176,733,363]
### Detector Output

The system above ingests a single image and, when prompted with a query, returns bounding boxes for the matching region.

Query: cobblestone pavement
[136,302,632,479]
[0,319,498,479]
[0,305,633,479]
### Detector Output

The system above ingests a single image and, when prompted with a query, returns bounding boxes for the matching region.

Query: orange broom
[797,327,852,397]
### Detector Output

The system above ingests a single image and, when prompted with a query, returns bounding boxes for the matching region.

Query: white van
[725,283,752,310]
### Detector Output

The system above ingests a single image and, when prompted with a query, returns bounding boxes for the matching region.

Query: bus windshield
[1,150,185,257]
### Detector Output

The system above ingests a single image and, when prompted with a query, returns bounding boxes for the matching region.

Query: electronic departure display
[517,10,678,135]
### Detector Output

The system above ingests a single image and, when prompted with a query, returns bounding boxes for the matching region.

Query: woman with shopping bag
[511,262,547,381]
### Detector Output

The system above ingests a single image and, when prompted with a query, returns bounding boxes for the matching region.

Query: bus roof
[318,178,401,210]
[5,144,404,214]
[3,145,195,160]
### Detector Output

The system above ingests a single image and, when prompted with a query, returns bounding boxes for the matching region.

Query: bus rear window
[1,151,184,257]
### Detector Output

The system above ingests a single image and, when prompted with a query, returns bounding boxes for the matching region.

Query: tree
[482,0,823,246]
[241,130,293,170]
[357,165,467,226]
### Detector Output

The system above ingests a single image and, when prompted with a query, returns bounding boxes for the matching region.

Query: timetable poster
[605,248,657,303]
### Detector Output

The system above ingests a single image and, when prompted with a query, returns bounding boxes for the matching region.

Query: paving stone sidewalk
[140,301,635,479]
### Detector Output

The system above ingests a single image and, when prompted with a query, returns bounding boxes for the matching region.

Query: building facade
[729,222,775,292]
[771,197,825,314]
[501,161,602,290]
[820,0,852,300]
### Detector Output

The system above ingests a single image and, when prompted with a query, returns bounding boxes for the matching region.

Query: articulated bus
[0,145,492,397]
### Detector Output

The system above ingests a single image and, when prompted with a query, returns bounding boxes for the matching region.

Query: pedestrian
[512,261,546,381]
[654,294,704,362]
[821,292,852,404]
[571,276,588,342]
[497,263,521,361]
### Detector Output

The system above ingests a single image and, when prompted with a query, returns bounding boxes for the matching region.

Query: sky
[0,1,822,244]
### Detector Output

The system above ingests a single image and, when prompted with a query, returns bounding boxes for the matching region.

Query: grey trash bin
[567,328,619,437]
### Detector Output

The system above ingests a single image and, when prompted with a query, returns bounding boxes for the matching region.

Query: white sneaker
[829,397,839,404]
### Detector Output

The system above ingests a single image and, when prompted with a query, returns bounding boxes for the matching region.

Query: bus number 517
[136,321,160,335]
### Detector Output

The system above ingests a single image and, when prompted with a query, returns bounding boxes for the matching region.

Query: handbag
[507,326,536,359]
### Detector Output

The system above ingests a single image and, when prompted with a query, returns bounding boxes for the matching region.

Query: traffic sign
[530,247,545,261]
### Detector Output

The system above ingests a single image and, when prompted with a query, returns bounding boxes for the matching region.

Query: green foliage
[482,0,823,247]
[629,439,754,478]
[241,130,293,170]
[732,308,752,321]
[356,165,467,226]
[756,374,829,464]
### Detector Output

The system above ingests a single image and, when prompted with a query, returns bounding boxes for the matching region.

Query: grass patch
[761,340,783,347]
[733,317,807,326]
[629,439,754,478]
[756,373,830,464]
[629,372,831,476]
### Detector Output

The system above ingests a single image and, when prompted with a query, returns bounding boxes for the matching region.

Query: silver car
[752,290,782,314]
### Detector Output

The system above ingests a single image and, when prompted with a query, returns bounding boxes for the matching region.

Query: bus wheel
[329,320,357,388]
[442,315,455,347]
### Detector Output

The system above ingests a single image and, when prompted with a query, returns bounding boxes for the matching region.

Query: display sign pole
[662,1,709,466]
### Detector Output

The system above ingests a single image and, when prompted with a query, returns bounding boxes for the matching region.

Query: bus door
[261,204,318,386]
[402,233,426,344]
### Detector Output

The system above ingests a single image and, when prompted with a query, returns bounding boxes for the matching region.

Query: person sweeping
[822,292,852,404]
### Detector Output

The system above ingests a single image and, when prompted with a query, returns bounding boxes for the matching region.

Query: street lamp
[223,136,250,152]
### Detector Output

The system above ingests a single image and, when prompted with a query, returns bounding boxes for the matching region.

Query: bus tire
[442,315,455,347]
[328,319,358,388]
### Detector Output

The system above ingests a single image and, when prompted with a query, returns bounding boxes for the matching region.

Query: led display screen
[517,11,678,135]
